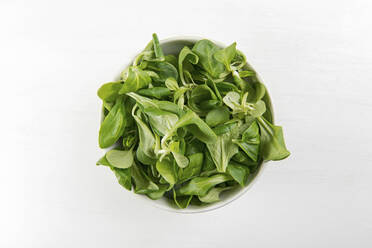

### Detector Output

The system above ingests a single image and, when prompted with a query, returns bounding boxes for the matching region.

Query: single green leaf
[119,66,151,94]
[227,162,250,187]
[156,158,177,185]
[96,155,110,166]
[232,151,258,167]
[249,100,266,118]
[222,91,241,111]
[165,55,177,68]
[165,77,179,91]
[97,81,122,102]
[131,163,159,194]
[198,186,234,203]
[257,117,290,161]
[205,107,230,127]
[102,100,114,111]
[145,108,179,136]
[233,121,260,162]
[179,152,204,181]
[169,141,189,168]
[214,42,237,72]
[146,61,178,83]
[189,85,218,115]
[106,149,134,169]
[231,50,247,71]
[152,33,165,60]
[137,87,171,99]
[111,167,132,190]
[192,39,226,78]
[212,122,238,136]
[147,184,169,200]
[99,96,126,148]
[185,139,205,156]
[206,129,239,172]
[202,150,216,172]
[215,82,240,96]
[239,70,255,78]
[162,111,217,145]
[178,174,232,196]
[132,108,156,163]
[173,189,193,209]
[178,46,199,85]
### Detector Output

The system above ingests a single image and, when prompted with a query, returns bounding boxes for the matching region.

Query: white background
[1,0,372,247]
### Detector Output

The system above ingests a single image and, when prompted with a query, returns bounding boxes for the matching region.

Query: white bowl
[107,36,274,213]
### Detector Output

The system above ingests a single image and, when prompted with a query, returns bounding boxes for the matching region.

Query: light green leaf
[214,42,237,72]
[97,81,122,102]
[156,158,177,185]
[205,107,230,127]
[152,33,165,61]
[165,77,179,91]
[198,186,234,203]
[178,174,232,196]
[222,91,241,111]
[119,66,151,94]
[207,129,239,172]
[106,149,134,169]
[257,117,290,161]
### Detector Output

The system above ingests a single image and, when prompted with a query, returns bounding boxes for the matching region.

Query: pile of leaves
[97,34,290,208]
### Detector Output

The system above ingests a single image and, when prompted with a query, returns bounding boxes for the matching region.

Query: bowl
[106,36,274,213]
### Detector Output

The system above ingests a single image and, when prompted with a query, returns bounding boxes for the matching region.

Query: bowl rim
[103,35,274,213]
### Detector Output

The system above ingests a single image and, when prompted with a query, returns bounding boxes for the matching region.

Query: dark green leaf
[146,61,178,83]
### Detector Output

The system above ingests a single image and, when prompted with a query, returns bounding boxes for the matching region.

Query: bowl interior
[107,37,273,213]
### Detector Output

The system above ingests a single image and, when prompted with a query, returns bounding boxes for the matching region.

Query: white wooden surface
[1,0,372,247]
